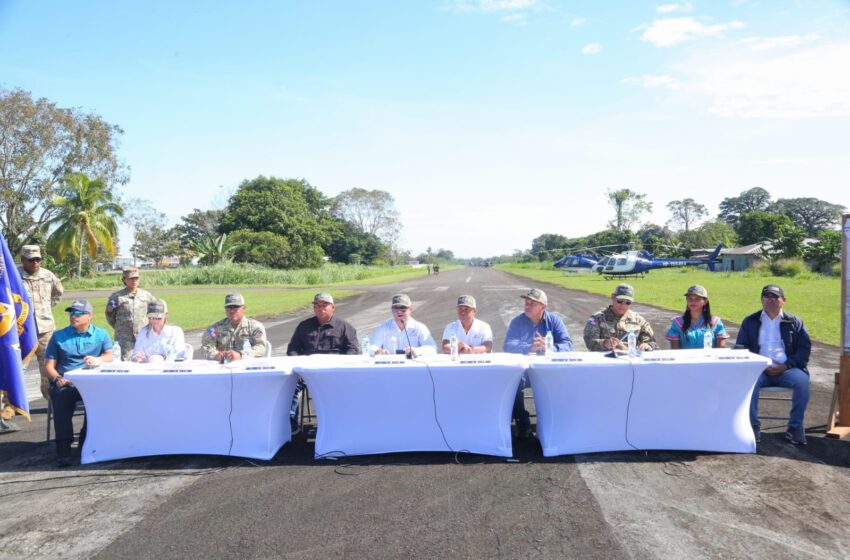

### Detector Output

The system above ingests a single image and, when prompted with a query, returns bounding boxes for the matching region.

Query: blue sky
[2,0,849,258]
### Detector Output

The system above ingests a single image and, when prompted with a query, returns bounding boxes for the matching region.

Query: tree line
[0,88,405,276]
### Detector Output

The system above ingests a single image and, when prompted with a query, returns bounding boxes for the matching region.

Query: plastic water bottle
[389,336,397,355]
[113,341,122,362]
[545,331,554,357]
[242,338,253,361]
[450,334,459,361]
[361,335,371,361]
[704,330,713,355]
[627,330,637,359]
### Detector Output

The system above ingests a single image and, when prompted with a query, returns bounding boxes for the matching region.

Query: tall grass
[65,263,426,289]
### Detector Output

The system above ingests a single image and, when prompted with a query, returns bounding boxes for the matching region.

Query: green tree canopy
[220,176,336,268]
[46,173,124,277]
[773,197,845,236]
[718,187,772,226]
[175,208,224,246]
[735,210,795,245]
[229,230,292,269]
[666,198,707,233]
[0,88,128,255]
[323,219,387,264]
[331,188,401,245]
[606,189,652,232]
[803,229,841,272]
[678,219,738,249]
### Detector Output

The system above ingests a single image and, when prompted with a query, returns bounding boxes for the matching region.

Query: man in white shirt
[735,284,811,445]
[370,294,437,357]
[441,295,493,354]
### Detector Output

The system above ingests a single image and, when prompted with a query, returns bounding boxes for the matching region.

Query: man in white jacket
[369,294,437,358]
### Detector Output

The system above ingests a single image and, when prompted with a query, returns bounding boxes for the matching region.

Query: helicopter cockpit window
[616,258,627,265]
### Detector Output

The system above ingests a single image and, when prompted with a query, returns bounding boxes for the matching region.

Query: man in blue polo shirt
[45,300,114,466]
[503,288,573,438]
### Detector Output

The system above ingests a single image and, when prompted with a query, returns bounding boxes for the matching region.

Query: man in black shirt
[286,293,360,433]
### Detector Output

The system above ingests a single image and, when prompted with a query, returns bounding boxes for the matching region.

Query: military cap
[457,295,477,309]
[391,294,412,307]
[21,245,42,259]
[313,293,334,304]
[65,300,93,314]
[521,288,548,305]
[685,285,709,299]
[122,267,140,279]
[147,299,168,318]
[224,292,245,307]
[612,283,634,302]
[761,284,784,298]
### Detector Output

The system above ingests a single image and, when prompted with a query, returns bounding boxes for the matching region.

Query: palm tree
[47,173,123,277]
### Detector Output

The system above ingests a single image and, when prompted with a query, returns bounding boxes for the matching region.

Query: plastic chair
[181,343,194,361]
[758,386,792,421]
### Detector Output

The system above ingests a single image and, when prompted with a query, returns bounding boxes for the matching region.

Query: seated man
[504,288,573,438]
[441,295,493,354]
[369,294,437,357]
[287,293,360,433]
[583,283,658,352]
[45,300,114,467]
[736,284,811,445]
[201,293,268,361]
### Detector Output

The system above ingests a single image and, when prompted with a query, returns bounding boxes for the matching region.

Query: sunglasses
[762,293,780,300]
[615,299,632,305]
[68,310,88,316]
[392,306,409,311]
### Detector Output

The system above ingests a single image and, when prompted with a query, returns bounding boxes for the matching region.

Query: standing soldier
[583,283,658,352]
[18,245,64,400]
[201,293,268,361]
[105,267,156,360]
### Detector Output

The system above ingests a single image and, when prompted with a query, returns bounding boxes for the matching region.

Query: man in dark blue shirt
[503,288,573,437]
[45,300,113,466]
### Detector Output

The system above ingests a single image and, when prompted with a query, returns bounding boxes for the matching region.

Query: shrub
[769,258,809,278]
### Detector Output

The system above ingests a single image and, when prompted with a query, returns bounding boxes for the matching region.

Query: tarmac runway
[2,267,849,559]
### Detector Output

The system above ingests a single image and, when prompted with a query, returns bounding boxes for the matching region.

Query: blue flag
[0,231,36,419]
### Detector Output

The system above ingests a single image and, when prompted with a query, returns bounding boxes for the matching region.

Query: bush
[769,258,809,278]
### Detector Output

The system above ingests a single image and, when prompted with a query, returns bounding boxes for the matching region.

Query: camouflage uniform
[18,256,64,400]
[201,317,268,360]
[583,306,659,352]
[106,286,156,360]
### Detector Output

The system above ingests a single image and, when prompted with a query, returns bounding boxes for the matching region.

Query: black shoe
[55,440,72,468]
[0,418,19,434]
[785,426,807,445]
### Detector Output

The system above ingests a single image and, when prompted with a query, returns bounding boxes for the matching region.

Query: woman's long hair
[681,299,712,332]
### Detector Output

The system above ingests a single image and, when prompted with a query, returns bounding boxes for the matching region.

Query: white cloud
[743,33,819,52]
[501,13,528,24]
[581,43,601,55]
[450,0,538,12]
[570,16,586,27]
[640,17,745,47]
[622,74,684,90]
[656,2,693,13]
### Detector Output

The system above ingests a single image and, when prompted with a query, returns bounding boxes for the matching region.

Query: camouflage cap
[612,283,634,302]
[391,294,412,307]
[761,284,784,298]
[457,295,477,309]
[521,288,548,305]
[21,245,42,259]
[147,299,168,318]
[684,285,709,299]
[65,300,93,314]
[224,292,245,307]
[122,267,140,279]
[313,292,334,304]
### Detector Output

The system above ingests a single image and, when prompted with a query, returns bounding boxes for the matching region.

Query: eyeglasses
[615,299,632,305]
[26,257,42,263]
[68,310,88,316]
[762,293,780,300]
[391,306,409,312]
[149,316,164,320]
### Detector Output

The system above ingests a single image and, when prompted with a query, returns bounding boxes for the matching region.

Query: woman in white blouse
[131,299,186,362]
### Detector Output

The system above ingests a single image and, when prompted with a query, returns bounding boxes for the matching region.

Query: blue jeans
[749,368,809,430]
[290,379,306,430]
[49,381,84,443]
[512,374,530,430]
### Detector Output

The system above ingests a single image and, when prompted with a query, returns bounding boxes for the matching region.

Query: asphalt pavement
[1,266,848,559]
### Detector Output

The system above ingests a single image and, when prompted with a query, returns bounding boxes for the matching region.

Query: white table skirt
[295,354,527,458]
[66,358,298,464]
[528,349,771,457]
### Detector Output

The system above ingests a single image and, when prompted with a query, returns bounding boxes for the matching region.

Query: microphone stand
[400,318,417,359]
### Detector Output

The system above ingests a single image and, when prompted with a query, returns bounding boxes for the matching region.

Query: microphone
[400,318,417,359]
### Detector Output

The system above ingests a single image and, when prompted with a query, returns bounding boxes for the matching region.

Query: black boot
[55,439,72,467]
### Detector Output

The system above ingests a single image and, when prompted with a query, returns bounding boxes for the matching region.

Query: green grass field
[54,289,359,340]
[497,263,840,346]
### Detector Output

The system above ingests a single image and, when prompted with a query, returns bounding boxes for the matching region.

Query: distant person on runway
[287,293,360,434]
[370,294,437,357]
[583,283,658,352]
[504,288,573,438]
[441,295,493,354]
